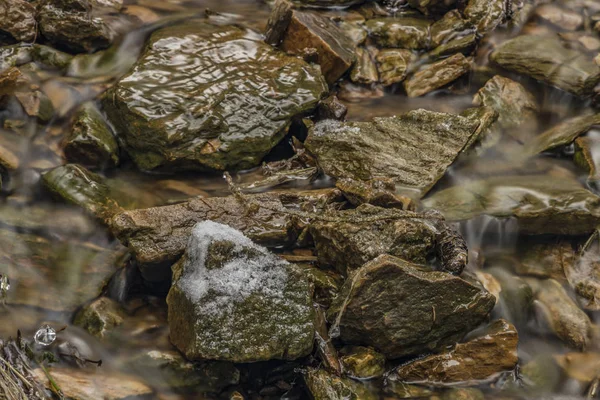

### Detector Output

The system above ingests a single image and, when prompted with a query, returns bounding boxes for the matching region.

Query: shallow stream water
[3,0,600,399]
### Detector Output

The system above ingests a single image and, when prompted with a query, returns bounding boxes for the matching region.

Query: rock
[366,17,432,49]
[314,304,342,375]
[296,263,342,307]
[442,388,485,400]
[42,164,123,222]
[430,10,472,48]
[166,221,314,362]
[63,102,120,169]
[38,0,134,53]
[265,0,294,45]
[128,350,240,391]
[535,4,583,31]
[427,34,477,60]
[522,113,600,156]
[554,352,600,384]
[375,48,413,86]
[459,105,499,151]
[487,267,533,328]
[575,132,600,186]
[0,0,36,42]
[0,229,125,312]
[423,175,600,235]
[31,44,73,70]
[406,0,456,15]
[565,230,600,310]
[317,95,348,121]
[110,189,343,281]
[404,53,471,97]
[384,381,434,398]
[473,75,538,131]
[292,0,366,8]
[273,8,356,85]
[464,0,506,34]
[309,204,467,275]
[395,319,518,385]
[327,255,495,359]
[528,278,593,350]
[339,346,386,379]
[517,240,572,280]
[0,66,54,122]
[350,47,378,84]
[304,368,377,400]
[490,35,600,97]
[305,109,483,195]
[33,367,153,400]
[104,21,327,172]
[0,45,31,73]
[73,296,126,339]
[336,178,415,209]
[518,355,562,394]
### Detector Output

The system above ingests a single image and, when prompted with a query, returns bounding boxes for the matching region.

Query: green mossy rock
[63,102,120,168]
[490,35,600,97]
[395,319,518,384]
[423,175,600,235]
[366,17,432,49]
[167,221,314,362]
[304,109,483,195]
[73,296,126,339]
[42,164,122,222]
[327,255,495,359]
[304,368,378,400]
[104,21,327,172]
[339,346,386,379]
[0,0,36,42]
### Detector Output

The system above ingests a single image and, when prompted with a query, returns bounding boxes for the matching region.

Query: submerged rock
[327,255,495,359]
[167,221,314,362]
[366,17,432,50]
[395,319,518,385]
[33,367,153,400]
[339,346,386,379]
[522,113,600,156]
[38,0,133,53]
[305,109,483,195]
[528,278,593,350]
[487,267,533,328]
[535,4,583,31]
[42,164,122,222]
[423,175,600,235]
[473,75,538,131]
[73,296,126,339]
[375,48,413,86]
[104,21,327,172]
[0,0,36,43]
[0,229,125,312]
[464,0,506,34]
[304,368,377,400]
[269,6,356,85]
[309,204,467,275]
[110,189,342,281]
[63,102,120,169]
[490,35,600,97]
[517,240,572,280]
[404,53,471,97]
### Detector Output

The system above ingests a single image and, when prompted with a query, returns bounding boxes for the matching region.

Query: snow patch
[312,119,361,137]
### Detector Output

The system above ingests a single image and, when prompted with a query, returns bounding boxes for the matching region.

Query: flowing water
[3,0,600,398]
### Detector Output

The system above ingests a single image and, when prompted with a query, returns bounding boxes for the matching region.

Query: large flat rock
[104,21,327,172]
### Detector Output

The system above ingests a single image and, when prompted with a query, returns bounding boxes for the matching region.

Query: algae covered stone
[328,254,495,359]
[104,21,327,172]
[167,221,314,362]
[305,109,482,195]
